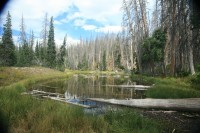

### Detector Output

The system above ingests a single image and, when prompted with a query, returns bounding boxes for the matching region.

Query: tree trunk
[188,38,195,75]
[170,0,177,77]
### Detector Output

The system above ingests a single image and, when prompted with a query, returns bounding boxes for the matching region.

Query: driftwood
[102,85,151,88]
[32,90,64,97]
[22,90,97,108]
[100,85,151,91]
[88,98,200,112]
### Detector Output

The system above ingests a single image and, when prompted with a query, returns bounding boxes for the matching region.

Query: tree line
[0,0,200,77]
[0,12,66,71]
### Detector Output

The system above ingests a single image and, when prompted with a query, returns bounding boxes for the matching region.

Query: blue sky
[0,0,155,45]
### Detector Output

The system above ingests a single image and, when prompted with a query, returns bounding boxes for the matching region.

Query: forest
[0,0,200,78]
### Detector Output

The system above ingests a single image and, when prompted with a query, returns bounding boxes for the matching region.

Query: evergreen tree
[101,51,106,71]
[46,16,56,68]
[0,11,16,66]
[57,37,66,71]
[114,44,121,69]
[60,37,66,65]
[35,41,39,59]
[28,30,34,63]
[141,29,166,75]
[17,15,33,66]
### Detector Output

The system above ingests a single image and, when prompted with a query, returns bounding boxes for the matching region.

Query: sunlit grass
[130,74,200,98]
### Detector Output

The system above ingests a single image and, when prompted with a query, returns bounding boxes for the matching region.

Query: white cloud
[54,27,79,46]
[66,12,81,21]
[72,0,122,24]
[96,25,122,33]
[74,19,86,27]
[82,25,97,31]
[54,20,62,25]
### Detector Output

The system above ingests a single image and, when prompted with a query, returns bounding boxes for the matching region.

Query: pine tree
[47,16,56,68]
[17,15,32,66]
[35,41,39,59]
[101,51,106,71]
[40,13,49,65]
[27,30,34,65]
[60,36,66,65]
[56,37,66,71]
[0,11,16,66]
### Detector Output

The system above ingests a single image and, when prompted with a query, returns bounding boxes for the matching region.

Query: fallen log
[87,98,200,112]
[102,85,151,89]
[32,90,64,97]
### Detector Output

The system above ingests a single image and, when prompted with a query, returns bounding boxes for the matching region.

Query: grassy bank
[0,67,164,133]
[130,74,200,98]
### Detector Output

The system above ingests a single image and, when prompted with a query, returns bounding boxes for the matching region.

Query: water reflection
[34,75,144,99]
[33,74,146,100]
[31,74,146,111]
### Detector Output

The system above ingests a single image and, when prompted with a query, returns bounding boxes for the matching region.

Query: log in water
[102,85,151,88]
[32,90,64,97]
[88,98,200,112]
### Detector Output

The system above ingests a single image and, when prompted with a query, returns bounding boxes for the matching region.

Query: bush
[177,70,190,77]
[191,74,200,89]
[191,64,200,89]
[130,74,155,85]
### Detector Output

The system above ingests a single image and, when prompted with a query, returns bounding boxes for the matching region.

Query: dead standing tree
[159,0,196,76]
[122,0,149,73]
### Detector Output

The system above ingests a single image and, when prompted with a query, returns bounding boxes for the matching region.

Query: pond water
[30,74,146,113]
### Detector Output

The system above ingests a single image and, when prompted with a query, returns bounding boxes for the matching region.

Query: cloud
[82,25,97,31]
[72,0,122,22]
[95,25,122,33]
[54,27,79,46]
[74,19,86,27]
[54,20,62,25]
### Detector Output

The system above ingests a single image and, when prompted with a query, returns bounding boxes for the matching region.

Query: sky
[0,0,155,45]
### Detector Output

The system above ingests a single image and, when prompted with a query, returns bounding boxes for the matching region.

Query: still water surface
[32,74,146,100]
[31,74,146,114]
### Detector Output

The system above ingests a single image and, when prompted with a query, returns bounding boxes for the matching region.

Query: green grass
[0,85,93,132]
[146,85,200,98]
[104,109,163,133]
[130,74,200,98]
[0,67,168,133]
